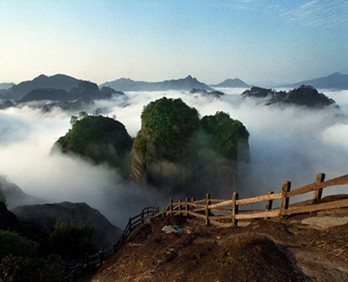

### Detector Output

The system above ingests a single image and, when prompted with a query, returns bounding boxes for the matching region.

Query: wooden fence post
[185,197,189,216]
[231,192,239,226]
[191,198,195,212]
[265,191,274,219]
[280,181,291,217]
[178,200,181,214]
[312,173,325,204]
[169,198,173,216]
[141,209,144,224]
[99,249,104,265]
[205,193,211,226]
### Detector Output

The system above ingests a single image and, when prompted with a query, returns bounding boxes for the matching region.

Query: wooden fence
[158,173,348,226]
[63,172,348,280]
[63,206,159,281]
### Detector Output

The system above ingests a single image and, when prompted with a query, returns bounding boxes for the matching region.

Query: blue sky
[0,0,347,85]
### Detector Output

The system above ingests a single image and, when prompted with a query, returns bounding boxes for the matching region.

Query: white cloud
[0,89,347,227]
[285,0,348,28]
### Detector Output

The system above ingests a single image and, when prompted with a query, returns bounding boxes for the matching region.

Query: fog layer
[0,88,347,227]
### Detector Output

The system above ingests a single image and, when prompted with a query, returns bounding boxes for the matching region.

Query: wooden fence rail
[159,173,348,226]
[63,172,348,280]
[63,206,159,281]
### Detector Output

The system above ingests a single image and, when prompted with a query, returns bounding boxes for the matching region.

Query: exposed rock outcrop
[129,98,249,196]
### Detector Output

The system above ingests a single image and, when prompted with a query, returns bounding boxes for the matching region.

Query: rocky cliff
[129,98,249,196]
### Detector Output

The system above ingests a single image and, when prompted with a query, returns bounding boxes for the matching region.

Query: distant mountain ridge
[7,74,81,100]
[0,82,14,90]
[0,74,125,102]
[101,75,212,91]
[211,78,249,88]
[284,72,348,90]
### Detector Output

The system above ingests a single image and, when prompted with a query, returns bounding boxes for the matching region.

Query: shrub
[49,220,98,259]
[0,255,62,282]
[0,230,37,259]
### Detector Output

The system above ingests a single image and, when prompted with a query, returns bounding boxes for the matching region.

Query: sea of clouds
[0,88,347,227]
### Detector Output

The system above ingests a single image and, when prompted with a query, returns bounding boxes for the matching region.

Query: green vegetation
[139,97,200,161]
[200,111,249,159]
[0,230,37,259]
[0,230,61,281]
[1,255,61,282]
[56,114,133,170]
[49,220,98,259]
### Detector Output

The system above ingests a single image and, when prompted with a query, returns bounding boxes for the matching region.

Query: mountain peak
[211,78,249,88]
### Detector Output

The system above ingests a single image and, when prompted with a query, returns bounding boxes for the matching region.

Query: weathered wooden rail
[158,173,348,226]
[64,172,348,280]
[63,206,159,281]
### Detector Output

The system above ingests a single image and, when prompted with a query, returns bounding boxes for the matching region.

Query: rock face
[101,75,212,92]
[129,98,249,196]
[54,115,133,174]
[11,202,122,248]
[242,85,337,108]
[129,97,200,190]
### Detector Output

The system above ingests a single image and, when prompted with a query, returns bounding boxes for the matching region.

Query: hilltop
[211,78,249,88]
[93,206,348,282]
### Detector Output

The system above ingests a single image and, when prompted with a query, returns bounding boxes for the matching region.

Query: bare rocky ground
[90,205,348,282]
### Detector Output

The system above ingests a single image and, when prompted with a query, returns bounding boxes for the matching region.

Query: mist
[0,88,347,227]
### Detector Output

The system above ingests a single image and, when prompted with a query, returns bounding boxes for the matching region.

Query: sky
[0,0,347,85]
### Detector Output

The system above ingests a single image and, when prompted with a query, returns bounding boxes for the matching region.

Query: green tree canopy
[55,115,133,169]
[200,111,249,159]
[140,97,200,161]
